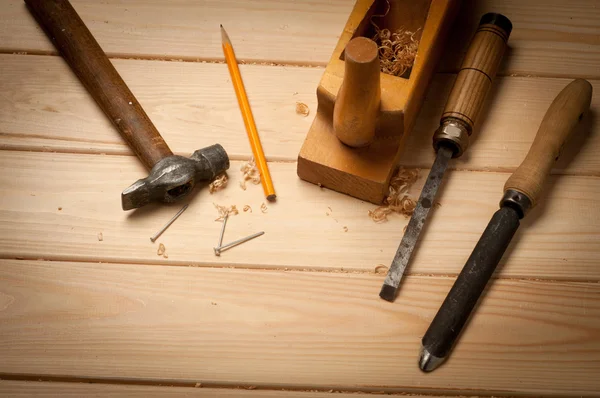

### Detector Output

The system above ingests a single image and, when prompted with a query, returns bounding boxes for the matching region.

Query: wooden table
[1,0,599,396]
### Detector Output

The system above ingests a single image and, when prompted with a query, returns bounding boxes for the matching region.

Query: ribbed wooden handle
[504,79,593,206]
[24,0,173,169]
[442,14,511,131]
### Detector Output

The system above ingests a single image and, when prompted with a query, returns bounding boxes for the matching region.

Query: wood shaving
[243,205,252,213]
[157,243,166,256]
[240,158,261,190]
[97,232,103,241]
[208,173,228,193]
[369,167,419,223]
[370,0,420,77]
[374,265,388,274]
[261,203,268,213]
[295,102,310,117]
[343,226,348,232]
[214,203,239,221]
[163,254,168,259]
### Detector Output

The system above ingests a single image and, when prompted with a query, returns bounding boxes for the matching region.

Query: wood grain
[505,79,593,206]
[0,151,599,280]
[1,55,599,174]
[1,0,599,77]
[441,19,509,131]
[1,260,599,396]
[0,381,448,398]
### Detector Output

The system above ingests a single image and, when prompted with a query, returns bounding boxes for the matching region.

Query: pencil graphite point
[220,24,231,45]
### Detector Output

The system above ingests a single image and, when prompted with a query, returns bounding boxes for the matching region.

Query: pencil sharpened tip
[220,24,230,45]
[379,284,397,302]
[418,347,445,372]
[266,194,277,202]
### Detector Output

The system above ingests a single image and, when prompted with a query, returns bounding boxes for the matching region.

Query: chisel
[419,78,593,372]
[380,13,513,301]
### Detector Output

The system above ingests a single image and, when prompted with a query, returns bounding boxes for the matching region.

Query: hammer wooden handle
[442,14,511,132]
[504,79,592,207]
[24,0,172,169]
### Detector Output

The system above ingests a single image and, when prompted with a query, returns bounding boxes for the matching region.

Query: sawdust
[240,158,261,190]
[97,232,103,241]
[243,205,252,213]
[209,173,228,193]
[214,203,239,221]
[343,226,348,232]
[295,102,310,117]
[261,203,268,213]
[58,207,62,211]
[368,167,419,223]
[157,243,166,256]
[370,0,420,77]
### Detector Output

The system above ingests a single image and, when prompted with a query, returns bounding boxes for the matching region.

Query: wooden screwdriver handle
[504,79,592,207]
[24,0,173,169]
[441,14,511,131]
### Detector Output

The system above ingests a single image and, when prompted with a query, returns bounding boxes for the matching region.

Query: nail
[214,231,264,255]
[217,213,229,248]
[150,204,188,242]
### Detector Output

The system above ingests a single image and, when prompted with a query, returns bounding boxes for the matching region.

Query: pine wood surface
[1,0,599,396]
[0,381,453,398]
[1,0,599,78]
[1,260,599,396]
[1,151,599,280]
[1,54,599,174]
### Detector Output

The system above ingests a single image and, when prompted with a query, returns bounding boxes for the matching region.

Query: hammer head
[121,144,229,210]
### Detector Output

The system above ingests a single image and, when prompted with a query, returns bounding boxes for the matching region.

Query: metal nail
[214,231,264,256]
[150,204,189,242]
[217,213,229,248]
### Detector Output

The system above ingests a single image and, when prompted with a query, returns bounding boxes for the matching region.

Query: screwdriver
[419,78,593,372]
[379,13,513,302]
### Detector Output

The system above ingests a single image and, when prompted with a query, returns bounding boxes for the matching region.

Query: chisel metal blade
[379,145,454,302]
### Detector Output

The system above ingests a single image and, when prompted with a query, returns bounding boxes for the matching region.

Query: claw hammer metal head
[122,144,230,210]
[24,0,230,210]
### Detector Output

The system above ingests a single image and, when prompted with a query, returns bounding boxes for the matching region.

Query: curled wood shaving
[261,203,268,213]
[295,102,310,117]
[209,173,228,193]
[368,167,419,223]
[243,205,252,213]
[214,203,239,221]
[157,243,166,256]
[374,265,389,274]
[240,158,261,190]
[370,0,420,77]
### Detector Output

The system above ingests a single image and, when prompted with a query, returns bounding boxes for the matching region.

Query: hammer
[24,0,230,210]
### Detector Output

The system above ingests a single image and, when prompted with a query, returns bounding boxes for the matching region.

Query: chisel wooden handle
[24,0,173,169]
[434,13,512,158]
[504,79,592,207]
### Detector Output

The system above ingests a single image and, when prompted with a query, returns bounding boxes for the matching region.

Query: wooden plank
[0,151,599,280]
[1,54,599,174]
[0,0,352,66]
[1,0,599,78]
[1,260,599,396]
[0,381,448,398]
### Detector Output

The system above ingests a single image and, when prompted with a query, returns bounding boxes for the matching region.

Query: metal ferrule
[432,119,470,158]
[500,189,532,219]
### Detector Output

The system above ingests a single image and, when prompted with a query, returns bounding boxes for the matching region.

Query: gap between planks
[0,377,516,398]
[1,50,599,81]
[2,256,600,286]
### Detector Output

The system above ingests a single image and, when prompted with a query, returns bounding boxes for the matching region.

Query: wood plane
[297,0,460,203]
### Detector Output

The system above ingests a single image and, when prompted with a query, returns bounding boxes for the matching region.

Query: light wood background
[1,0,599,397]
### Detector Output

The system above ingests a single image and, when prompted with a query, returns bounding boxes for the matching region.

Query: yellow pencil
[220,25,276,202]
